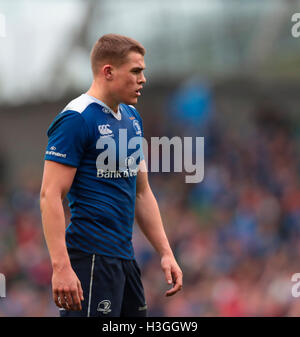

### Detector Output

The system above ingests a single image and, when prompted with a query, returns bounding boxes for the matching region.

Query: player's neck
[86,83,119,113]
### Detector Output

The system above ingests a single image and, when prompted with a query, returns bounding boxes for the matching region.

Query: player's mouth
[135,87,143,97]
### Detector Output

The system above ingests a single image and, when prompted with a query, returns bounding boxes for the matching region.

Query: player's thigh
[60,252,127,317]
[59,249,93,317]
[89,254,126,317]
[120,259,147,317]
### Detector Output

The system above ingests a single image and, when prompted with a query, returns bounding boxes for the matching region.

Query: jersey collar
[84,93,122,120]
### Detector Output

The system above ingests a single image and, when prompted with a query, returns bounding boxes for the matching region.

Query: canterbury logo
[97,300,112,314]
[98,124,113,136]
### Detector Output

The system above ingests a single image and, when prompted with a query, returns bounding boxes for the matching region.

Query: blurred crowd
[1,82,300,316]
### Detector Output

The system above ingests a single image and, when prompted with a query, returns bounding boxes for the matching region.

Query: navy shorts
[59,249,147,317]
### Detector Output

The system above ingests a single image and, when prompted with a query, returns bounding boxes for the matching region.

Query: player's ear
[103,65,114,80]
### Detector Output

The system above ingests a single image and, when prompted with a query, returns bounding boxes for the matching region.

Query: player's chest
[93,115,141,144]
[88,115,143,171]
[86,114,142,159]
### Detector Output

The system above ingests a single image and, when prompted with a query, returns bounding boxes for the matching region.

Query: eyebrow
[131,66,146,71]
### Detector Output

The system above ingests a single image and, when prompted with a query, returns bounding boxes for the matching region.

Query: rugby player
[40,34,182,317]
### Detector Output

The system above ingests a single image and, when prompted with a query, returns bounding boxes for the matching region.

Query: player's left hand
[161,254,183,297]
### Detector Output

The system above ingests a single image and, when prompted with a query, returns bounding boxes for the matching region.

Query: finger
[165,273,183,297]
[64,290,74,310]
[58,290,69,310]
[165,282,182,296]
[163,267,172,285]
[71,288,82,311]
[78,280,84,302]
[53,290,62,308]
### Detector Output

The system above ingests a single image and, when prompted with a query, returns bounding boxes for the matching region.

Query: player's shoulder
[47,94,95,136]
[50,94,101,128]
[62,94,99,115]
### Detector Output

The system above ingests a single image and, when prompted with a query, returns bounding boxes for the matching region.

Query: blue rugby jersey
[44,93,144,260]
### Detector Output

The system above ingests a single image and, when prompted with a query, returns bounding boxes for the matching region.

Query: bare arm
[135,160,183,296]
[40,160,84,310]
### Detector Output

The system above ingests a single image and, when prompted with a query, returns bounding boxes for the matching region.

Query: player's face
[111,52,146,105]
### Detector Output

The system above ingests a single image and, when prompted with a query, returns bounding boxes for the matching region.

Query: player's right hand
[52,266,84,311]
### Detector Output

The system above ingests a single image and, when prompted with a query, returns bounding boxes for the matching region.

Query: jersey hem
[44,156,79,168]
[66,244,135,261]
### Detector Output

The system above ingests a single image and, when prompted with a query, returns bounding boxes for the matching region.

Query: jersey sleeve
[44,110,89,167]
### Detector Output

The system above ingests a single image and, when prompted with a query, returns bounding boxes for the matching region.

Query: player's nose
[139,72,146,84]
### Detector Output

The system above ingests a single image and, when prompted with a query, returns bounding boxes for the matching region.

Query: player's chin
[123,97,138,105]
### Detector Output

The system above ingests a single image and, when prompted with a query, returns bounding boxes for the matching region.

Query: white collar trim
[84,93,122,120]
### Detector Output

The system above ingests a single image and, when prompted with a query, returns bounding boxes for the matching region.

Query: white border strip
[87,254,95,317]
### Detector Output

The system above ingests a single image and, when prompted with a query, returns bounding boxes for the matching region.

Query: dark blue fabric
[59,249,147,317]
[44,95,144,259]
